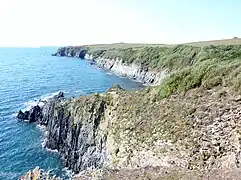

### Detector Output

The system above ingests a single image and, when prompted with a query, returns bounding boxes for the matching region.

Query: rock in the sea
[17,91,64,123]
[17,110,28,120]
[90,61,95,65]
[57,91,64,98]
[17,106,41,122]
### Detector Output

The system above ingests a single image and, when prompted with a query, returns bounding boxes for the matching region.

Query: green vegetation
[186,37,241,46]
[53,41,241,173]
[85,43,241,98]
[87,45,200,70]
[158,45,241,98]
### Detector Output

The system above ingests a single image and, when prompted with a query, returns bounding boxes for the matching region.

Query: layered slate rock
[17,90,110,173]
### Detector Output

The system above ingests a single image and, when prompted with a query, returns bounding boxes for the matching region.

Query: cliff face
[85,54,169,85]
[20,44,241,179]
[44,93,108,173]
[18,87,122,173]
[18,85,241,176]
[53,47,87,59]
[53,47,169,85]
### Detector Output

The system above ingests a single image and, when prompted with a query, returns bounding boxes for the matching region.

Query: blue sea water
[0,47,142,180]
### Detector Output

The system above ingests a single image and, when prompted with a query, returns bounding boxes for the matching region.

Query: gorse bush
[158,46,241,98]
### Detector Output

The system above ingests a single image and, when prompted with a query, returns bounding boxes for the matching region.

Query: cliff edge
[20,43,241,179]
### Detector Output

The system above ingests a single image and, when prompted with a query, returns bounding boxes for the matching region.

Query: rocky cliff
[53,46,169,85]
[20,44,241,179]
[53,46,87,59]
[18,85,241,179]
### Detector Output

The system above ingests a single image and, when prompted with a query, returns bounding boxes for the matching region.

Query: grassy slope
[84,39,241,98]
[186,38,241,46]
[68,39,241,179]
[77,39,241,167]
[158,44,241,98]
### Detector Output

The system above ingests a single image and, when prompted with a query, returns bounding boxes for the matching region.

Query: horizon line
[0,37,240,48]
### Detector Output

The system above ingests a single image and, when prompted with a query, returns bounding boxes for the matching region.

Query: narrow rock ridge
[53,47,169,85]
[17,88,117,174]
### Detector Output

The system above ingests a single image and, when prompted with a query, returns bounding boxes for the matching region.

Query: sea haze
[0,47,142,179]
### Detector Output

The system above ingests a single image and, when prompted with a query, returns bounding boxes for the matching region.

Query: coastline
[20,43,241,179]
[53,46,169,86]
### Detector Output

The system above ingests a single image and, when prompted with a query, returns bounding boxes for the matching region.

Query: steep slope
[53,44,241,89]
[20,43,241,179]
[19,85,241,176]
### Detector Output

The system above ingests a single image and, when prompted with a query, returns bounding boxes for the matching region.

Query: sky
[0,0,240,47]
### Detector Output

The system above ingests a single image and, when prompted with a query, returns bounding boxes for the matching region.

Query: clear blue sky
[0,0,240,46]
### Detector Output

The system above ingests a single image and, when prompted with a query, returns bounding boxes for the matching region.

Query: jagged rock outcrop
[17,92,64,123]
[52,47,168,85]
[17,87,119,173]
[17,105,41,122]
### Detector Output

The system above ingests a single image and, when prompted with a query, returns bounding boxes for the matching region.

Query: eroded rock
[20,167,61,180]
[17,91,64,123]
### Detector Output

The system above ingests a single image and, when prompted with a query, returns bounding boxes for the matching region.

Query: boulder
[56,91,64,99]
[17,110,28,120]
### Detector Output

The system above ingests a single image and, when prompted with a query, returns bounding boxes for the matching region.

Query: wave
[0,171,20,179]
[45,147,59,154]
[47,167,73,180]
[62,168,73,180]
[75,89,85,95]
[11,112,18,117]
[36,124,46,132]
[41,138,58,153]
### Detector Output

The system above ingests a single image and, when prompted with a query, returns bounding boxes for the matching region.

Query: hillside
[55,42,241,95]
[186,37,241,46]
[21,41,241,179]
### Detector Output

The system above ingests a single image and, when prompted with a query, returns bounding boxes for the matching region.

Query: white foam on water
[0,171,20,179]
[75,90,85,94]
[12,113,18,117]
[41,138,58,153]
[23,100,40,111]
[45,147,58,153]
[23,90,68,111]
[62,168,74,180]
[36,124,46,132]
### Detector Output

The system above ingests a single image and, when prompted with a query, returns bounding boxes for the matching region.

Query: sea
[0,47,142,179]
